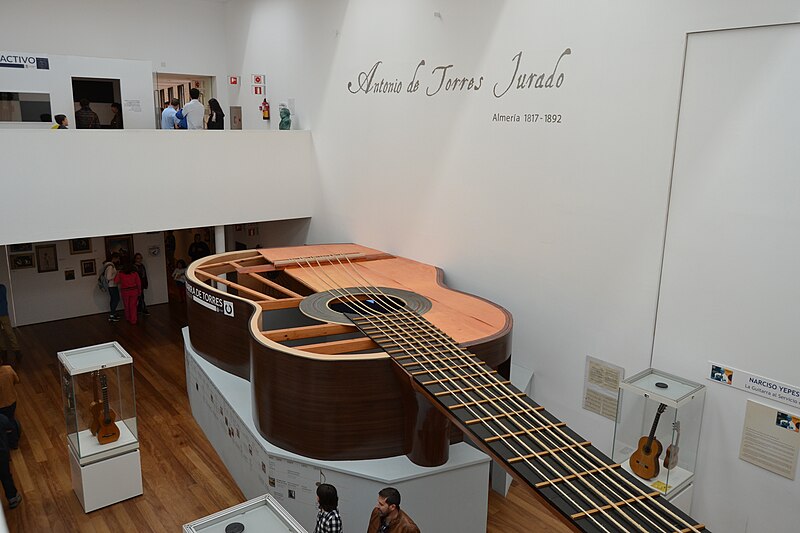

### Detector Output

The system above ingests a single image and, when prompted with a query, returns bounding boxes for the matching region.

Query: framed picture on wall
[104,235,133,263]
[81,259,97,277]
[64,269,75,281]
[9,253,34,270]
[35,244,58,273]
[8,243,32,253]
[69,238,93,254]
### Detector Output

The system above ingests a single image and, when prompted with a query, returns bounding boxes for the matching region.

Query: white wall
[224,218,311,251]
[0,130,318,245]
[223,2,800,531]
[0,55,155,129]
[4,233,168,326]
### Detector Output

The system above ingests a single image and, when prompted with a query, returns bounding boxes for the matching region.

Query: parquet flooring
[2,300,568,532]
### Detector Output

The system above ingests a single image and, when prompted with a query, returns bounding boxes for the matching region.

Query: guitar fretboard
[349,310,707,533]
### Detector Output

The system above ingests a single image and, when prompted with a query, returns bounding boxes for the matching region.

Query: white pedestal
[184,328,491,533]
[69,446,143,512]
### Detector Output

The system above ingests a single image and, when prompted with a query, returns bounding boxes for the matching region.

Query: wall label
[0,53,49,70]
[709,361,800,409]
[347,49,571,98]
[187,284,234,317]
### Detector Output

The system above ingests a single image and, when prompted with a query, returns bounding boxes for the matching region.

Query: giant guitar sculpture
[186,244,708,533]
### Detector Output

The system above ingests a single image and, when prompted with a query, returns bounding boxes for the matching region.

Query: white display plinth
[69,446,143,512]
[183,328,491,533]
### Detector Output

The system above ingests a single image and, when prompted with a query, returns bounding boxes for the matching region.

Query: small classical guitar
[96,373,121,445]
[629,402,667,480]
[89,371,102,436]
[664,420,681,470]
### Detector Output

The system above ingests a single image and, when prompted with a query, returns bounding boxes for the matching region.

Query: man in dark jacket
[75,98,100,129]
[0,414,21,509]
[367,487,420,533]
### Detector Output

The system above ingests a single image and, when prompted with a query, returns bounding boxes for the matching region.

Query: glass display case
[183,494,308,533]
[58,341,137,466]
[612,368,706,500]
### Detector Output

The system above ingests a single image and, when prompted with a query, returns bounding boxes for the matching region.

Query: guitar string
[329,255,700,533]
[293,258,632,533]
[291,257,619,533]
[323,258,679,533]
[208,256,697,533]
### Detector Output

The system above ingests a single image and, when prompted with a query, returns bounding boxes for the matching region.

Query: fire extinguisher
[260,98,270,121]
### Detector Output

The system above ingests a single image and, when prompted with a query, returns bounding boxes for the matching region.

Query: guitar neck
[349,311,706,533]
[100,374,111,423]
[645,404,667,453]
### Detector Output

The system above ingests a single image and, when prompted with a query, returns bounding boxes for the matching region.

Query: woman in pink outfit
[115,262,142,324]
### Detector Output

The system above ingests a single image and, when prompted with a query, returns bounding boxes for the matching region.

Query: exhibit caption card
[739,400,799,480]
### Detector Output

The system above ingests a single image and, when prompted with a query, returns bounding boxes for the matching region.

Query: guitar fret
[464,406,544,425]
[449,392,527,410]
[434,381,511,397]
[508,441,590,464]
[422,370,497,385]
[402,353,478,366]
[570,491,660,520]
[534,462,620,488]
[485,422,567,443]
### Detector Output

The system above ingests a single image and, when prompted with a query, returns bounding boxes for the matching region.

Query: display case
[59,341,138,465]
[183,494,307,533]
[58,341,142,512]
[612,368,706,503]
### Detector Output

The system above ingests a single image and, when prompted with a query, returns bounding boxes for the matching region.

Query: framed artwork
[9,253,34,270]
[35,244,58,273]
[81,259,97,277]
[8,243,32,253]
[104,235,133,262]
[69,238,93,254]
[64,269,75,281]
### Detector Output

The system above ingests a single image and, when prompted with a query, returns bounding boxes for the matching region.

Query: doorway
[71,77,121,128]
[153,73,214,129]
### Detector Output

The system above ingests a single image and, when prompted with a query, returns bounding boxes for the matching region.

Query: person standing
[75,99,100,129]
[51,115,69,129]
[187,234,211,264]
[367,487,420,533]
[102,253,121,321]
[172,260,188,302]
[109,102,123,129]
[115,262,142,325]
[161,98,180,130]
[132,253,149,315]
[176,88,204,129]
[206,98,225,130]
[0,414,21,509]
[0,285,21,366]
[313,483,342,533]
[0,363,19,449]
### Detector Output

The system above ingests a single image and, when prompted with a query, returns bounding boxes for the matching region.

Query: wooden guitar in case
[664,420,681,470]
[89,371,102,436]
[629,402,667,480]
[96,373,120,445]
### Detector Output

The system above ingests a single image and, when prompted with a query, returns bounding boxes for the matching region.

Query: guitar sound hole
[329,294,406,315]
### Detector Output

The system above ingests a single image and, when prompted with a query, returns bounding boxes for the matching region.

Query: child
[172,260,187,302]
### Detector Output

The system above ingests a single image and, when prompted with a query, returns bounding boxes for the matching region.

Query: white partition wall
[652,23,800,533]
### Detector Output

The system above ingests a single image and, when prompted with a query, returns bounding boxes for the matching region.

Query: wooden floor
[3,299,570,532]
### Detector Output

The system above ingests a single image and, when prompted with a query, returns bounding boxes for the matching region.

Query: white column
[214,225,227,292]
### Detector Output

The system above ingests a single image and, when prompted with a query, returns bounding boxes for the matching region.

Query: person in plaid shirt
[314,483,343,533]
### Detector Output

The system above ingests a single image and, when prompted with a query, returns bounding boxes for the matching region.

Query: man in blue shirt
[161,98,180,130]
[0,284,20,366]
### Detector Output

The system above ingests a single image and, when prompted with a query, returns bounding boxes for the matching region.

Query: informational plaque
[739,400,800,480]
[583,355,624,421]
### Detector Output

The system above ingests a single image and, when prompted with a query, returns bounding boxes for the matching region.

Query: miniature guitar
[96,373,121,445]
[89,371,102,436]
[664,420,681,470]
[629,402,667,480]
